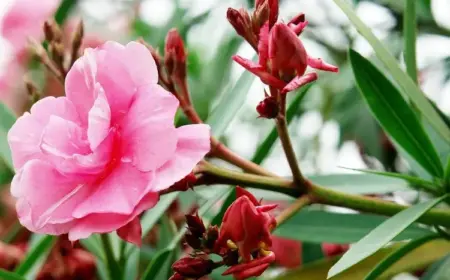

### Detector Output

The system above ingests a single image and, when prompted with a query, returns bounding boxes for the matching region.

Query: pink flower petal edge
[8,41,211,244]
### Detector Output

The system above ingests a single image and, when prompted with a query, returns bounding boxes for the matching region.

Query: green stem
[275,114,307,191]
[404,0,418,83]
[196,162,450,227]
[100,234,122,280]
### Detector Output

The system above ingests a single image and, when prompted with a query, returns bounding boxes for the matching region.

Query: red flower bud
[185,232,202,250]
[216,186,277,262]
[204,225,219,250]
[185,213,206,237]
[227,8,258,49]
[256,96,278,119]
[172,257,214,278]
[255,0,278,28]
[223,251,276,280]
[165,29,187,79]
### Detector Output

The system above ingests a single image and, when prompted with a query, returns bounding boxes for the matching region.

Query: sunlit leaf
[15,235,56,279]
[364,234,440,280]
[273,240,450,280]
[328,196,447,278]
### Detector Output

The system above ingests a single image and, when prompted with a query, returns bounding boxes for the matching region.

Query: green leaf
[274,240,450,280]
[211,188,236,226]
[403,0,418,83]
[274,210,432,244]
[309,174,410,195]
[339,167,439,195]
[54,0,79,24]
[0,102,16,171]
[421,253,450,280]
[140,249,173,280]
[252,84,312,164]
[327,195,447,278]
[364,234,440,280]
[333,0,450,144]
[0,159,13,185]
[15,235,56,278]
[80,235,105,261]
[303,243,325,265]
[0,269,25,280]
[207,63,255,137]
[349,49,443,177]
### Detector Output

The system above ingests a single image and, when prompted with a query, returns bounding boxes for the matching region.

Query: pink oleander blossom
[8,41,210,245]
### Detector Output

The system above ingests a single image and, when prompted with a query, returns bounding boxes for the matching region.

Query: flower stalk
[100,234,122,280]
[189,162,450,228]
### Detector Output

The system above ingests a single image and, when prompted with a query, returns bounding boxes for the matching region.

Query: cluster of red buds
[170,187,277,280]
[228,0,338,118]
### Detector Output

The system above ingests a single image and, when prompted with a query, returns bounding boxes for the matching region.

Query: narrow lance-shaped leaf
[15,235,56,278]
[349,49,443,178]
[328,195,447,278]
[364,234,440,280]
[333,0,450,144]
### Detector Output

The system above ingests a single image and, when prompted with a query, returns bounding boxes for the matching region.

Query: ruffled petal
[8,97,80,170]
[152,124,210,192]
[12,160,89,234]
[87,84,111,150]
[121,85,179,172]
[68,191,158,241]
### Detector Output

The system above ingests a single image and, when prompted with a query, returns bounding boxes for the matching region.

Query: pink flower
[8,41,210,245]
[233,21,338,94]
[2,0,60,57]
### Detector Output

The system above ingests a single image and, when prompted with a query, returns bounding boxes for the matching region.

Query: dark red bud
[171,172,197,192]
[164,29,187,78]
[185,232,202,250]
[185,213,206,237]
[256,96,279,119]
[223,249,240,266]
[227,8,250,38]
[172,257,214,278]
[204,225,219,250]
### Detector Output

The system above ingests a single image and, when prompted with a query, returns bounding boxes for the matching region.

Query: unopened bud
[43,19,62,43]
[223,249,239,266]
[204,225,219,250]
[70,20,84,66]
[185,213,206,237]
[254,0,278,28]
[50,42,65,67]
[185,232,202,250]
[24,78,40,103]
[252,1,270,32]
[172,257,214,278]
[164,29,186,79]
[256,96,278,119]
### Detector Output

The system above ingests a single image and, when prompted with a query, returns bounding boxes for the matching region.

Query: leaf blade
[333,0,450,144]
[15,235,56,278]
[328,195,447,278]
[349,49,443,177]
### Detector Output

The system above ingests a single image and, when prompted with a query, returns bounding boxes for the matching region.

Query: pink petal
[233,55,286,89]
[73,163,154,218]
[8,97,80,170]
[40,115,90,159]
[152,124,210,192]
[121,85,179,172]
[101,41,158,86]
[258,23,269,67]
[87,85,111,150]
[69,191,159,241]
[12,160,89,234]
[117,217,142,246]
